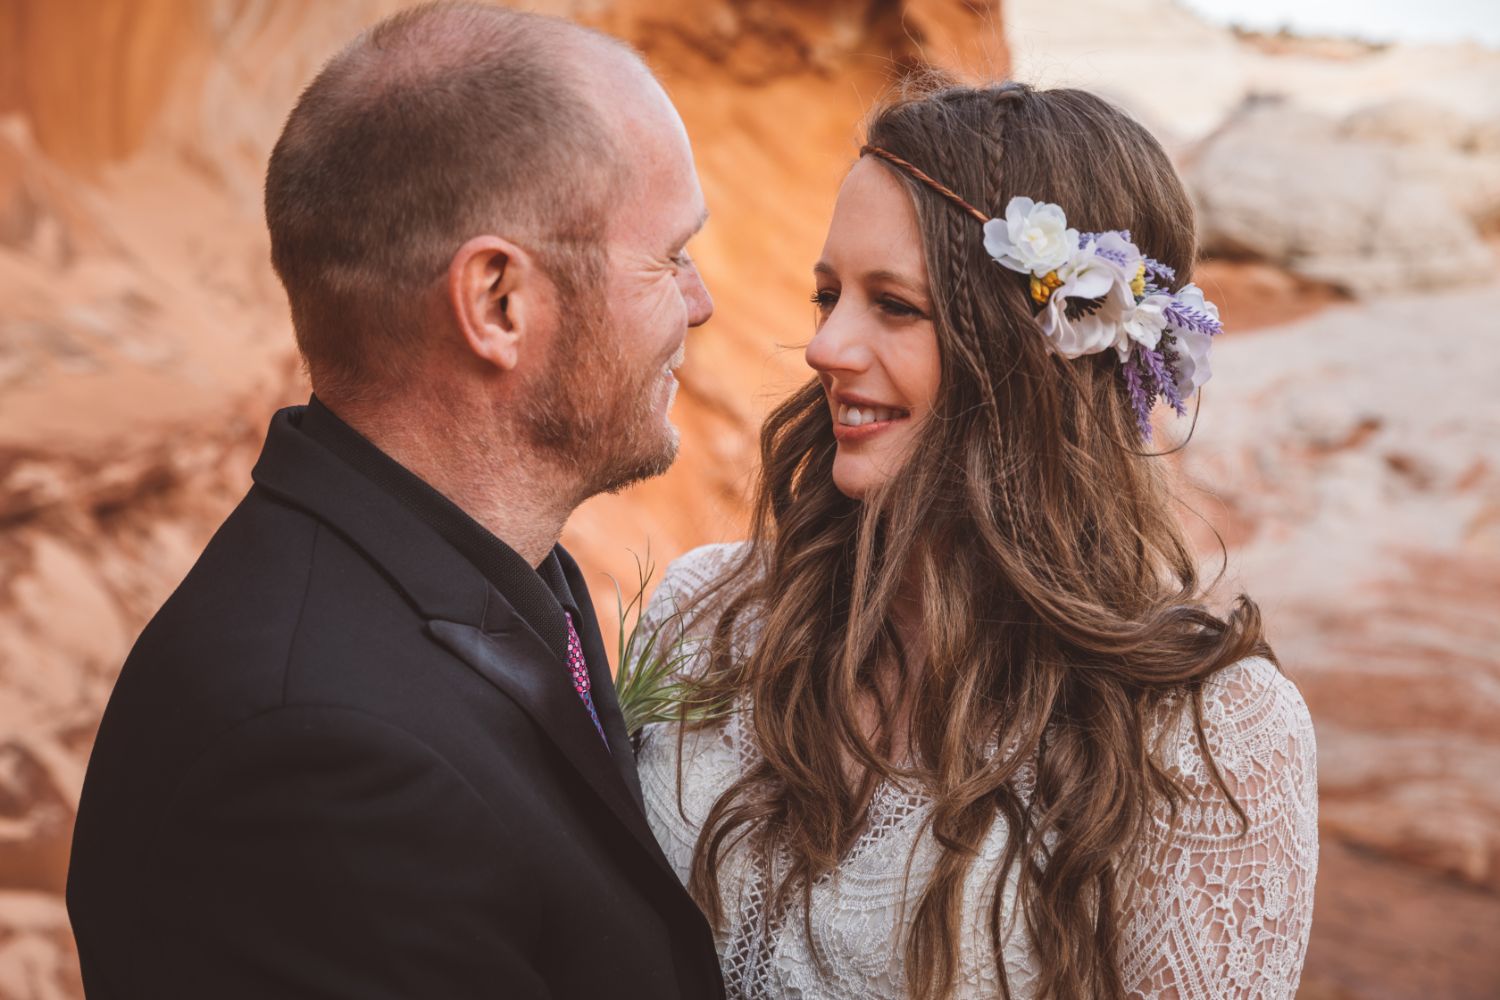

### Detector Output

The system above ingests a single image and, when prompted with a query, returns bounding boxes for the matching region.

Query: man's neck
[324,395,575,567]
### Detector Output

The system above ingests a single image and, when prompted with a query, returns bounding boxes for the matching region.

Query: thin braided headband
[861,145,1223,440]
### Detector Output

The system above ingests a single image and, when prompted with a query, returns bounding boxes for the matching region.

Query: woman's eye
[810,289,839,311]
[877,297,922,319]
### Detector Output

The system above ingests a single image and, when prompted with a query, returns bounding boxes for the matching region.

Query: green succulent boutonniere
[611,551,733,740]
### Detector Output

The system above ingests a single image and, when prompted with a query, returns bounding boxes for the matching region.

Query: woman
[635,80,1317,999]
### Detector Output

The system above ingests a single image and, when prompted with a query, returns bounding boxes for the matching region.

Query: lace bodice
[636,543,1319,999]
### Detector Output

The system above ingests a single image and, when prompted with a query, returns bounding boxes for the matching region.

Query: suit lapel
[426,609,676,883]
[253,405,678,885]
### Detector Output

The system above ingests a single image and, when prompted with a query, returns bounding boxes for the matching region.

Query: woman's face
[808,158,942,500]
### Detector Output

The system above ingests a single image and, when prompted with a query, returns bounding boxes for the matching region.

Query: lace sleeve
[1121,657,1319,1000]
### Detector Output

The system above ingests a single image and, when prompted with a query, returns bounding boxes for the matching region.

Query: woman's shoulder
[638,541,758,649]
[1156,656,1317,808]
[645,539,756,617]
[1198,656,1314,747]
[655,541,753,601]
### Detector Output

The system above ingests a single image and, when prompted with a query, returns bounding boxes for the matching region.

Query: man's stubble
[520,252,680,502]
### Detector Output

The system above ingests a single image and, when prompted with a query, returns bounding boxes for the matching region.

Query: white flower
[1167,282,1219,397]
[1090,230,1144,285]
[1036,242,1134,359]
[1115,292,1174,361]
[1175,281,1219,323]
[983,197,1079,276]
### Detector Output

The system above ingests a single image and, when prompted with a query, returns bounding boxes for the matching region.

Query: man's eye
[670,251,694,269]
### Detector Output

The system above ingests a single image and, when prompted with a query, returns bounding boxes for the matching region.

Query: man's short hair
[264,2,628,395]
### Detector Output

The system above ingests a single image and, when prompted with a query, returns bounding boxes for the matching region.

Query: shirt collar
[300,395,579,653]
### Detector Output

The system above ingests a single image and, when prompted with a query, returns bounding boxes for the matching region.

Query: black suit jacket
[66,404,724,999]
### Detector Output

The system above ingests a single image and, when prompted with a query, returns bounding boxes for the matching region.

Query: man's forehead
[566,40,702,245]
[606,101,701,212]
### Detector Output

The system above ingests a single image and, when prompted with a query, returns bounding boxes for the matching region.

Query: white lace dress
[636,543,1319,999]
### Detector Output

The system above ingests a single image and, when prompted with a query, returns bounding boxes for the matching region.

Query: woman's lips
[832,402,910,443]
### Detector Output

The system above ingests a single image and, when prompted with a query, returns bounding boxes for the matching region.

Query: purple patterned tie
[564,612,609,750]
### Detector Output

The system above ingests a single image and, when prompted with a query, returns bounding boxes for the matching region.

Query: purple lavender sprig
[1088,238,1137,270]
[1143,255,1176,284]
[1137,342,1186,416]
[1122,352,1155,440]
[1163,299,1223,338]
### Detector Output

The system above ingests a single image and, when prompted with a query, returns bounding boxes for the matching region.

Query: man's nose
[683,269,714,328]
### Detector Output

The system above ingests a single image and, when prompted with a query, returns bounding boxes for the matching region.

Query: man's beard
[519,268,680,501]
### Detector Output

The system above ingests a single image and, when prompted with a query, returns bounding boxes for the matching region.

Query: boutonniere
[612,551,733,739]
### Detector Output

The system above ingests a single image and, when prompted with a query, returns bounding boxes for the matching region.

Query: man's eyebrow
[671,208,710,249]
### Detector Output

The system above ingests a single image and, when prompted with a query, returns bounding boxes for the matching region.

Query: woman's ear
[446,235,545,372]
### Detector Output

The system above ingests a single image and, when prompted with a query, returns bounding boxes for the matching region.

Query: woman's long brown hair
[675,78,1272,1000]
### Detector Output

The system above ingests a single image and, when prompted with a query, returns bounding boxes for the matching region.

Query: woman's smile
[831,396,912,442]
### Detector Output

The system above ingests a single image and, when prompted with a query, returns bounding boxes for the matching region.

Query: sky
[1175,0,1500,48]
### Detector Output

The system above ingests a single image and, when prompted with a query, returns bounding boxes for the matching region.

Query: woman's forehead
[819,158,928,284]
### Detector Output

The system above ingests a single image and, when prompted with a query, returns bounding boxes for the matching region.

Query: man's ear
[446,235,546,372]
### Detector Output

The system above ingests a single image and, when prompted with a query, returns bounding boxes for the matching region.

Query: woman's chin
[831,456,886,500]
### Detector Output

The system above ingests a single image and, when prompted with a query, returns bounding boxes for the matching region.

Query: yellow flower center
[1030,270,1063,305]
[1130,262,1147,298]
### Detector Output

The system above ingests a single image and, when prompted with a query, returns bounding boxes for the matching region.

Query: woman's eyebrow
[813,262,926,299]
[863,268,926,297]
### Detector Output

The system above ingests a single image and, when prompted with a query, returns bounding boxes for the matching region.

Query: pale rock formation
[0,892,74,1000]
[1174,284,1500,996]
[1006,0,1500,143]
[1341,97,1500,233]
[1188,101,1497,294]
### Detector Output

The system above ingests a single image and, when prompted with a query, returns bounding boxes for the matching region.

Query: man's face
[521,91,712,499]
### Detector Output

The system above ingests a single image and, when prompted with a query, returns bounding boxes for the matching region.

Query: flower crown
[862,146,1223,440]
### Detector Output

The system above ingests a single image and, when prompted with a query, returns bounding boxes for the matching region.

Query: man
[66,4,722,997]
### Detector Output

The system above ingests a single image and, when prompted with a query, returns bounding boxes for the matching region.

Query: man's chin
[594,428,679,497]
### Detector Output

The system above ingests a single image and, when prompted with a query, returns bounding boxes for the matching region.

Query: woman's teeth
[837,404,906,427]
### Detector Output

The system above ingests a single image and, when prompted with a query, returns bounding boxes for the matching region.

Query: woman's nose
[805,302,869,375]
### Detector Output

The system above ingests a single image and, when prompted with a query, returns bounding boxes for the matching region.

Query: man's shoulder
[86,485,490,817]
[120,486,428,721]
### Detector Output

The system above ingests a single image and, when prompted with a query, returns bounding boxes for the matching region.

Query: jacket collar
[299,395,578,657]
[250,404,670,879]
